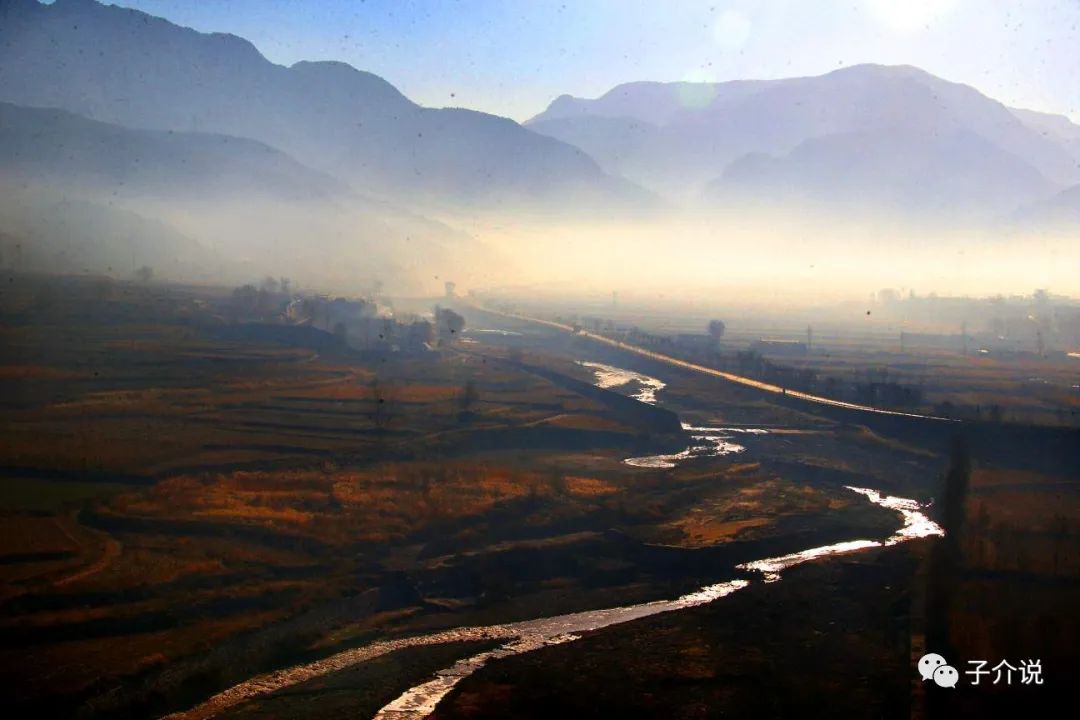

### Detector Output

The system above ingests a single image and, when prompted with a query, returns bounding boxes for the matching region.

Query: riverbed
[164,362,943,720]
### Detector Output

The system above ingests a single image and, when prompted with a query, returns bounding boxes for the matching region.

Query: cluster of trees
[852,367,924,406]
[581,317,724,352]
[623,326,676,350]
[230,276,294,319]
[721,351,925,407]
[434,306,465,345]
[707,319,726,342]
[579,316,617,334]
[932,401,1005,422]
[853,378,924,407]
[731,350,818,394]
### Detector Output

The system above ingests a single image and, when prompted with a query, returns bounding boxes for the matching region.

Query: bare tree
[707,319,726,346]
[231,284,258,317]
[459,379,480,416]
[926,433,971,656]
[435,307,466,344]
[370,376,397,431]
[942,433,971,553]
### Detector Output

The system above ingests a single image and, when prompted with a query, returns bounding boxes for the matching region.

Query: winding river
[164,363,944,720]
[624,423,754,468]
[578,360,762,468]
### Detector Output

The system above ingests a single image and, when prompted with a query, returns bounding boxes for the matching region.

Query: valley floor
[0,275,1075,719]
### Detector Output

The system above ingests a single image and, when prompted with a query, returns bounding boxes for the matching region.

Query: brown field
[959,467,1080,576]
[920,463,1080,717]
[4,275,838,715]
[3,275,1073,718]
[773,348,1078,426]
[575,302,1079,427]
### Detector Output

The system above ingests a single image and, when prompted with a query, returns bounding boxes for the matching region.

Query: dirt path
[51,512,122,588]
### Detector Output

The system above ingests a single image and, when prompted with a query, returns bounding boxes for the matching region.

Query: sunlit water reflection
[468,328,523,336]
[574,362,761,468]
[164,360,943,720]
[578,361,667,404]
[737,486,943,582]
[370,485,941,719]
[372,580,748,719]
[624,423,754,468]
[164,482,940,720]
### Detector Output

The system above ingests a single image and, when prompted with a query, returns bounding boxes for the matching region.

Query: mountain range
[0,184,222,279]
[1,0,1078,288]
[0,0,644,212]
[527,64,1080,219]
[0,95,478,291]
[0,102,345,202]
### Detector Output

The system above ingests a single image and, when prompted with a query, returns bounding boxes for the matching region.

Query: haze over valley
[2,0,1079,299]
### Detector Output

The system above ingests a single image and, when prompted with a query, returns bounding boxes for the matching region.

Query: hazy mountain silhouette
[0,102,345,202]
[0,183,222,279]
[537,79,779,127]
[2,0,1074,289]
[528,64,1079,216]
[711,128,1055,221]
[1011,108,1080,166]
[0,0,646,211]
[0,98,481,290]
[1013,183,1080,231]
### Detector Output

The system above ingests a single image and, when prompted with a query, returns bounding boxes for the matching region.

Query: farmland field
[1,275,1076,718]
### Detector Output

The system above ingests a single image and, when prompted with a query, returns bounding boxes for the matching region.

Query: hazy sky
[80,1,1080,121]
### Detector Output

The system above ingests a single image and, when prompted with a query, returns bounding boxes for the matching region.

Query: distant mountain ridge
[713,127,1055,221]
[0,184,222,279]
[1010,107,1080,165]
[527,64,1080,220]
[0,0,651,290]
[1014,183,1080,231]
[0,102,346,202]
[2,0,1077,288]
[0,99,477,288]
[0,0,647,211]
[538,79,780,127]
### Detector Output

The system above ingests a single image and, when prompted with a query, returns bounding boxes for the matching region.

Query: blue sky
[90,0,1079,122]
